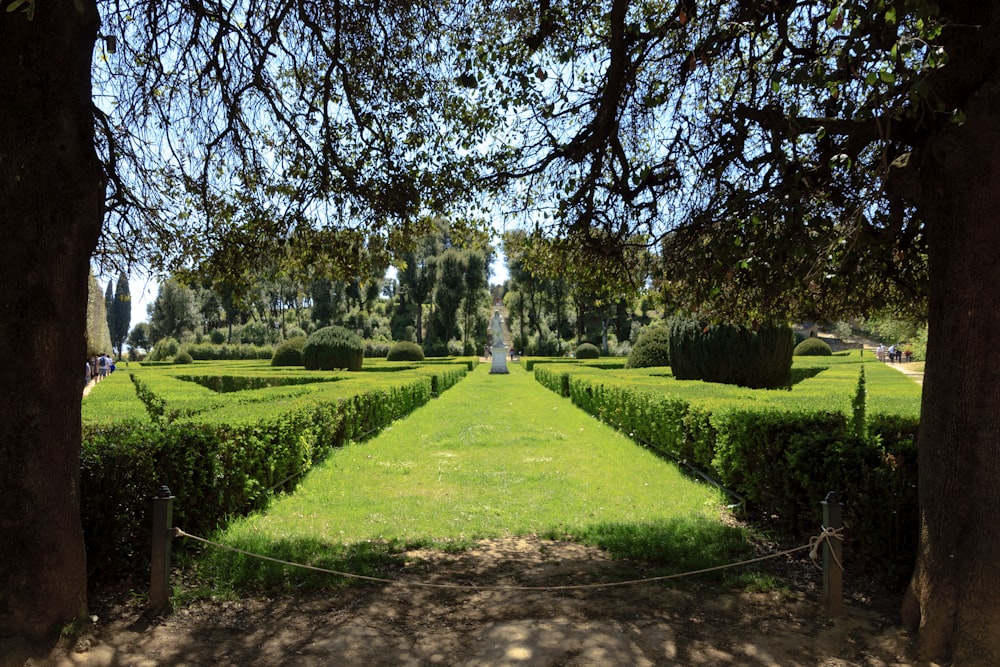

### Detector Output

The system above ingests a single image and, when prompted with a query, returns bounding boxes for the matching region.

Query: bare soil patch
[29,536,927,667]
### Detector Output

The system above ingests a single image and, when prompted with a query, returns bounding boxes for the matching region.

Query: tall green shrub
[148,337,180,361]
[387,341,425,361]
[669,317,794,389]
[271,336,307,366]
[303,326,364,371]
[625,326,671,368]
[86,270,114,355]
[852,366,867,439]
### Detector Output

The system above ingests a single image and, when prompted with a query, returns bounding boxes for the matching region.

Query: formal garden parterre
[82,351,920,592]
[533,352,920,579]
[81,359,471,579]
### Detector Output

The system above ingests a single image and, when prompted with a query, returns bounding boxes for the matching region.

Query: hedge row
[534,357,920,577]
[523,357,626,371]
[668,318,795,388]
[81,362,468,579]
[182,343,275,360]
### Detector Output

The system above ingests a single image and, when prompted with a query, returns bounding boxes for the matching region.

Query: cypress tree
[103,280,115,352]
[87,271,113,356]
[111,273,131,358]
[852,366,868,440]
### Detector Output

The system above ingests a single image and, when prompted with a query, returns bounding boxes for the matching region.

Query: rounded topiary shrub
[625,327,671,368]
[386,341,425,362]
[575,343,601,359]
[302,326,364,371]
[173,350,193,364]
[271,335,307,366]
[793,337,833,356]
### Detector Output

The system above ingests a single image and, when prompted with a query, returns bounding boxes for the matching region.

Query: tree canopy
[88,0,502,284]
[453,0,939,320]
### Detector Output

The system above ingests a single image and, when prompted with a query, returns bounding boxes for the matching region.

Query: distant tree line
[500,229,662,357]
[125,222,497,359]
[124,222,679,361]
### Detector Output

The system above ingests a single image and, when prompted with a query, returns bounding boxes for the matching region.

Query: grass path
[206,362,747,588]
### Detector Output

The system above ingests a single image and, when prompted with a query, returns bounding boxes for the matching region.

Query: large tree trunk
[901,58,1000,666]
[0,2,103,663]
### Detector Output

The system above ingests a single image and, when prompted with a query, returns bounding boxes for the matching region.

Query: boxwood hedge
[533,355,920,577]
[81,361,467,579]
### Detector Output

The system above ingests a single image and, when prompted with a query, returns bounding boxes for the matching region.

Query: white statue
[490,310,504,347]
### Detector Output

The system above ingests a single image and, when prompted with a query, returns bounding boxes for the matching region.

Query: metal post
[822,491,844,617]
[150,485,175,613]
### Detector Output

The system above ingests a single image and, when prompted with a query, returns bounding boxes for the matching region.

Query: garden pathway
[887,361,924,386]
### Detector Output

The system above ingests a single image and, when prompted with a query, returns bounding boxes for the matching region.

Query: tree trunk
[0,2,103,662]
[901,73,1000,665]
[415,301,424,343]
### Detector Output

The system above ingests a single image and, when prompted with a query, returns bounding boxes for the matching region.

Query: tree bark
[0,2,103,662]
[902,74,1000,666]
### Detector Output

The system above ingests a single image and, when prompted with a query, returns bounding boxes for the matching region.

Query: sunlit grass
[200,363,751,592]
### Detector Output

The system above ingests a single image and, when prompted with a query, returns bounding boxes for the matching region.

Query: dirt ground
[27,536,934,667]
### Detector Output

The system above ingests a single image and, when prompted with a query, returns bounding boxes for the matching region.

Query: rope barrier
[173,527,826,592]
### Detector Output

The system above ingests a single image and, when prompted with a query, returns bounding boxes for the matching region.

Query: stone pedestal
[490,345,509,374]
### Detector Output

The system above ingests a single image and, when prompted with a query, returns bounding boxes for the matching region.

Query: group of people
[85,352,116,386]
[875,343,911,363]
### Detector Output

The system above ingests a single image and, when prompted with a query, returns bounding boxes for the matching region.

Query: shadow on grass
[193,516,760,595]
[789,366,825,384]
[568,515,758,587]
[194,535,430,594]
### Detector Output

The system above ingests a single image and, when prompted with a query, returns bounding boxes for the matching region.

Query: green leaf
[826,6,842,29]
[879,70,894,83]
[6,0,28,12]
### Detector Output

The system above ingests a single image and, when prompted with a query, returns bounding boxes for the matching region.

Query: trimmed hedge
[669,318,794,389]
[184,342,274,361]
[535,357,921,576]
[81,361,468,579]
[303,326,364,371]
[794,337,834,356]
[523,357,625,371]
[271,336,307,367]
[534,364,571,397]
[574,343,601,359]
[626,326,671,368]
[387,341,426,361]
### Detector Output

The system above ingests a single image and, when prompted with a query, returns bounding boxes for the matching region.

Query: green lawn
[202,362,749,591]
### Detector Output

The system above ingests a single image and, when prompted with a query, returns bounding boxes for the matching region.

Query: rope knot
[808,525,844,570]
